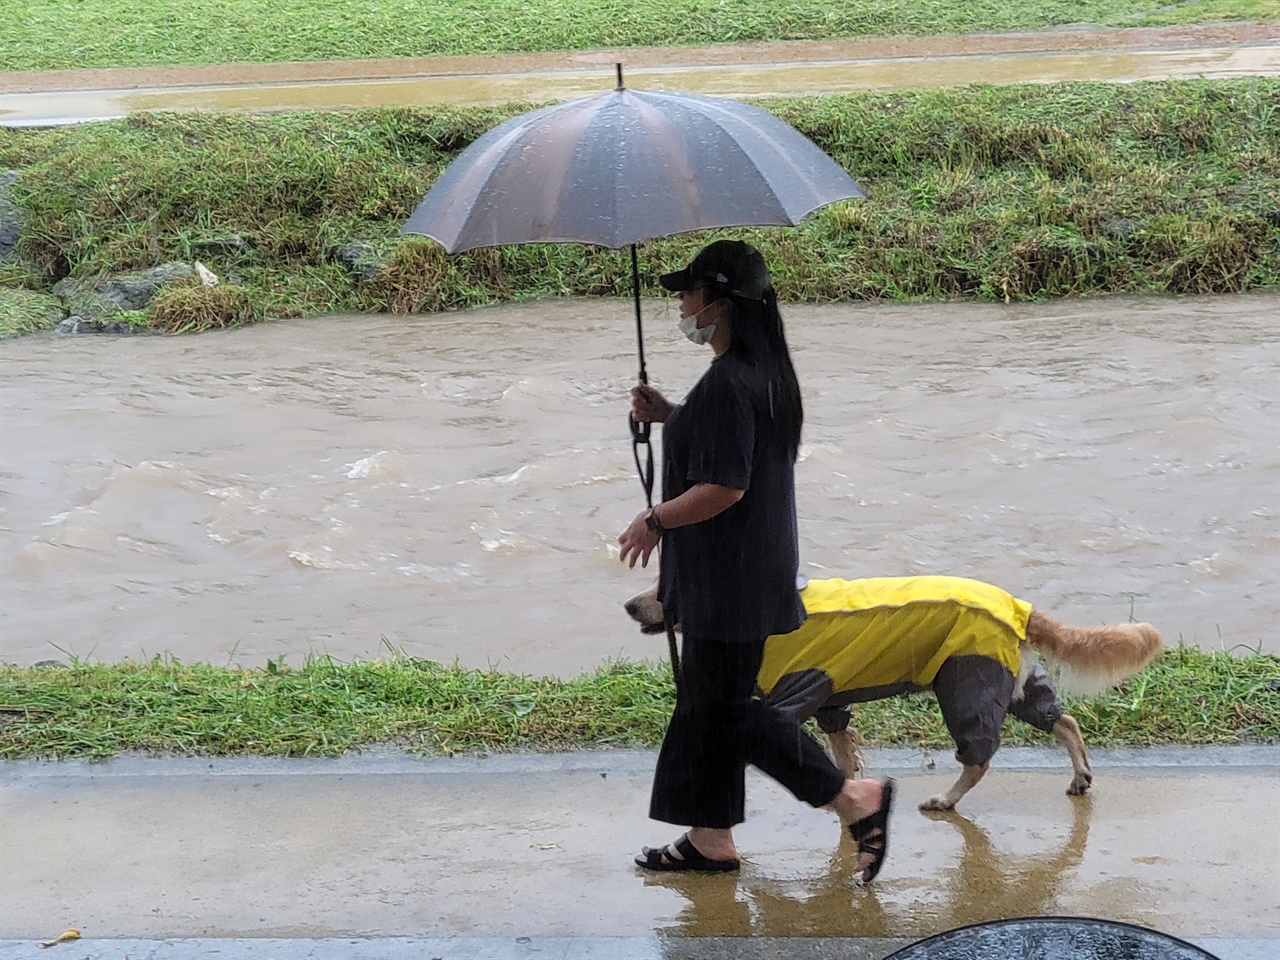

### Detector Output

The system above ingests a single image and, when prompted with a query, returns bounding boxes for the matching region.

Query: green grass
[1,646,1275,760]
[3,1,1275,72]
[0,286,61,336]
[2,80,1276,333]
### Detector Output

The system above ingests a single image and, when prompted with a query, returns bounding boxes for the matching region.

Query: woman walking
[618,239,895,881]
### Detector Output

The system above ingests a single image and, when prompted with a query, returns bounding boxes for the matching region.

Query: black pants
[649,633,847,829]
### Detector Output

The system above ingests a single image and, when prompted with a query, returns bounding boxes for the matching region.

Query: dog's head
[627,572,809,633]
[623,582,674,634]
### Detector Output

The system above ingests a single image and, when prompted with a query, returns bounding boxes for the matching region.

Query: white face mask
[678,301,717,345]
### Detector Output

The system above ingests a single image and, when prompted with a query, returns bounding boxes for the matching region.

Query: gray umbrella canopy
[402,86,864,252]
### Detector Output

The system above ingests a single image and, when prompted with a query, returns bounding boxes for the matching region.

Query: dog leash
[635,441,679,688]
[633,436,677,687]
[638,468,680,689]
[630,336,677,688]
[663,607,681,693]
[630,415,654,509]
[630,411,676,685]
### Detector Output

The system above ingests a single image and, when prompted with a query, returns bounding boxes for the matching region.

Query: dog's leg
[1053,713,1093,796]
[826,728,865,779]
[920,763,989,811]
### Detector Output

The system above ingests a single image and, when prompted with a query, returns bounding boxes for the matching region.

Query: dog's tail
[1023,610,1162,697]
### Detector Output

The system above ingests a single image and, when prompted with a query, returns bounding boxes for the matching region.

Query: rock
[334,242,386,283]
[188,233,249,255]
[53,262,195,320]
[1101,218,1137,240]
[56,316,97,334]
[56,315,143,335]
[194,261,219,287]
[0,170,22,263]
[100,318,142,334]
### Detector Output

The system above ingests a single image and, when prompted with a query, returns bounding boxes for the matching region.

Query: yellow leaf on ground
[38,928,80,948]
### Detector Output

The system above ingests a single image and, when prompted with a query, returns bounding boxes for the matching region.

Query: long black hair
[720,286,804,460]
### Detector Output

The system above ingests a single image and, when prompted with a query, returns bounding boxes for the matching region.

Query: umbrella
[402,66,865,506]
[885,917,1218,960]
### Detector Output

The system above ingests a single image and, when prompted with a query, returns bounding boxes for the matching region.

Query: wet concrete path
[3,746,1276,953]
[1,23,1277,127]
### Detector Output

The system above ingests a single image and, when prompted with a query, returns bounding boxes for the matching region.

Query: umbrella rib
[621,93,715,244]
[461,107,583,251]
[411,102,581,252]
[681,93,863,220]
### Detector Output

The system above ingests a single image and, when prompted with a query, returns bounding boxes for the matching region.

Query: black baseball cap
[658,240,772,301]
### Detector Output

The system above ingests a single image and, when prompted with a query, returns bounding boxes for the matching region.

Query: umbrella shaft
[631,244,647,384]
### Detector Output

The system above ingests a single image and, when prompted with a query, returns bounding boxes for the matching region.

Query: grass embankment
[3,0,1274,72]
[2,79,1277,336]
[1,647,1276,760]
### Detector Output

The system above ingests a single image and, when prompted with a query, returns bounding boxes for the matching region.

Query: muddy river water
[1,293,1276,670]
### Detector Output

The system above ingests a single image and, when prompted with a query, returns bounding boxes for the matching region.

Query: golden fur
[1022,610,1162,698]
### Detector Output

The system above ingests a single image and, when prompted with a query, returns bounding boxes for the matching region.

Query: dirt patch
[2,22,1276,94]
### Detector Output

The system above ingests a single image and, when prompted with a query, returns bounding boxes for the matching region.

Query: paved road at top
[1,23,1277,126]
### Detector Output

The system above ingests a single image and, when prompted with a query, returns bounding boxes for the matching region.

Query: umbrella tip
[615,62,624,90]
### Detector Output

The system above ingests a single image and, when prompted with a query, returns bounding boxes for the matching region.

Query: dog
[624,575,1161,811]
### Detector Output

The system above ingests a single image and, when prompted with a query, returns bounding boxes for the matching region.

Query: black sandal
[847,778,896,882]
[634,834,740,872]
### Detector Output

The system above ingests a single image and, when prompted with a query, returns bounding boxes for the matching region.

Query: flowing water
[1,293,1277,672]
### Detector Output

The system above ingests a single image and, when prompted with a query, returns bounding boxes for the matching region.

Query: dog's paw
[918,795,957,812]
[1066,772,1093,796]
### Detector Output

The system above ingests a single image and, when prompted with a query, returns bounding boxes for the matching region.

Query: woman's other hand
[618,510,661,569]
[631,383,673,424]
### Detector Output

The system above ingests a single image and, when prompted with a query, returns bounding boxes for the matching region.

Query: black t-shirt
[657,353,806,643]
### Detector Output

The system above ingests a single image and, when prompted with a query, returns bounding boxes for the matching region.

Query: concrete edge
[0,938,902,960]
[0,937,1271,960]
[2,744,1277,781]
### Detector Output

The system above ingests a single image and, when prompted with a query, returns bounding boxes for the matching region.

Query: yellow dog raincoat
[759,576,1061,766]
